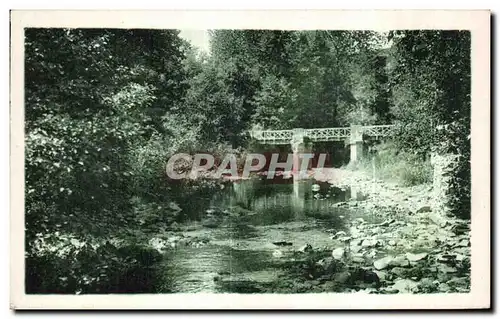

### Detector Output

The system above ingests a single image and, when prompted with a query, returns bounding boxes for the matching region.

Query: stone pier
[290,128,312,180]
[290,128,313,212]
[349,124,364,164]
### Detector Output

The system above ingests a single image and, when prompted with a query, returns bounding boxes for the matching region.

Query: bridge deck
[250,125,394,145]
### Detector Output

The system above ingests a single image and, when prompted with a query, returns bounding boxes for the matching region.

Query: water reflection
[228,177,352,225]
[162,176,356,293]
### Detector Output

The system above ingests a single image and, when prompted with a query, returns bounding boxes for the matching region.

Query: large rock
[331,247,345,260]
[331,231,347,239]
[390,255,410,267]
[456,239,470,247]
[361,238,378,248]
[416,206,432,214]
[374,256,393,270]
[406,252,428,262]
[373,254,410,269]
[350,245,363,254]
[379,219,396,227]
[350,239,363,247]
[299,244,313,253]
[351,256,365,263]
[373,270,388,281]
[392,279,419,293]
[349,226,362,238]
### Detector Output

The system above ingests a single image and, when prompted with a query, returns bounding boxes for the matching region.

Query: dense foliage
[387,30,471,217]
[208,30,391,131]
[24,28,471,293]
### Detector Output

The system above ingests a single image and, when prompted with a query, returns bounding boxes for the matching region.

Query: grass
[354,142,433,187]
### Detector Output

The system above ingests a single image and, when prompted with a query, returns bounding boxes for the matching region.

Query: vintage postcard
[10,10,490,309]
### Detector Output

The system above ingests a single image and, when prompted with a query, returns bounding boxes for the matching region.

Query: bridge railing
[361,125,395,137]
[250,129,293,142]
[304,127,351,141]
[250,124,395,144]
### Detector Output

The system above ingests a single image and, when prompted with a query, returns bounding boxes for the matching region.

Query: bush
[435,120,471,219]
[26,242,165,294]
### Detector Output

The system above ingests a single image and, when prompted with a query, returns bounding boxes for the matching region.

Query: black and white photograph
[9,10,490,309]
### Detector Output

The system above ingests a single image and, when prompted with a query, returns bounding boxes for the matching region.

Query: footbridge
[250,124,395,163]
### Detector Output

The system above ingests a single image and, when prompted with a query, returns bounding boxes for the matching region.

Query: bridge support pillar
[291,128,312,180]
[349,125,364,164]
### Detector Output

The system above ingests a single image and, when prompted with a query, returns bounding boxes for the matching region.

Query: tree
[25,27,190,253]
[387,30,471,217]
[208,30,388,132]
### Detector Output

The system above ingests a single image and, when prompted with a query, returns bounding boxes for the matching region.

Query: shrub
[435,120,471,219]
[26,242,165,294]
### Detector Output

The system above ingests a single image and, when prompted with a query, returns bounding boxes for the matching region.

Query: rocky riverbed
[148,168,470,293]
[304,168,471,293]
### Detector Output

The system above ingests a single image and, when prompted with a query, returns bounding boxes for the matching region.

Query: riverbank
[308,167,471,293]
[150,166,470,294]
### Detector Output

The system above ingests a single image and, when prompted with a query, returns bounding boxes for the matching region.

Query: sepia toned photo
[10,10,490,309]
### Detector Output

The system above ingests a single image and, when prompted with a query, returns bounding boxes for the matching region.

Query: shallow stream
[157,177,379,293]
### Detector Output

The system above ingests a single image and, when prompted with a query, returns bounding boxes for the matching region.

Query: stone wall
[430,152,459,215]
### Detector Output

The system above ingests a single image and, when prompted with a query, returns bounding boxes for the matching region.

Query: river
[153,175,383,293]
